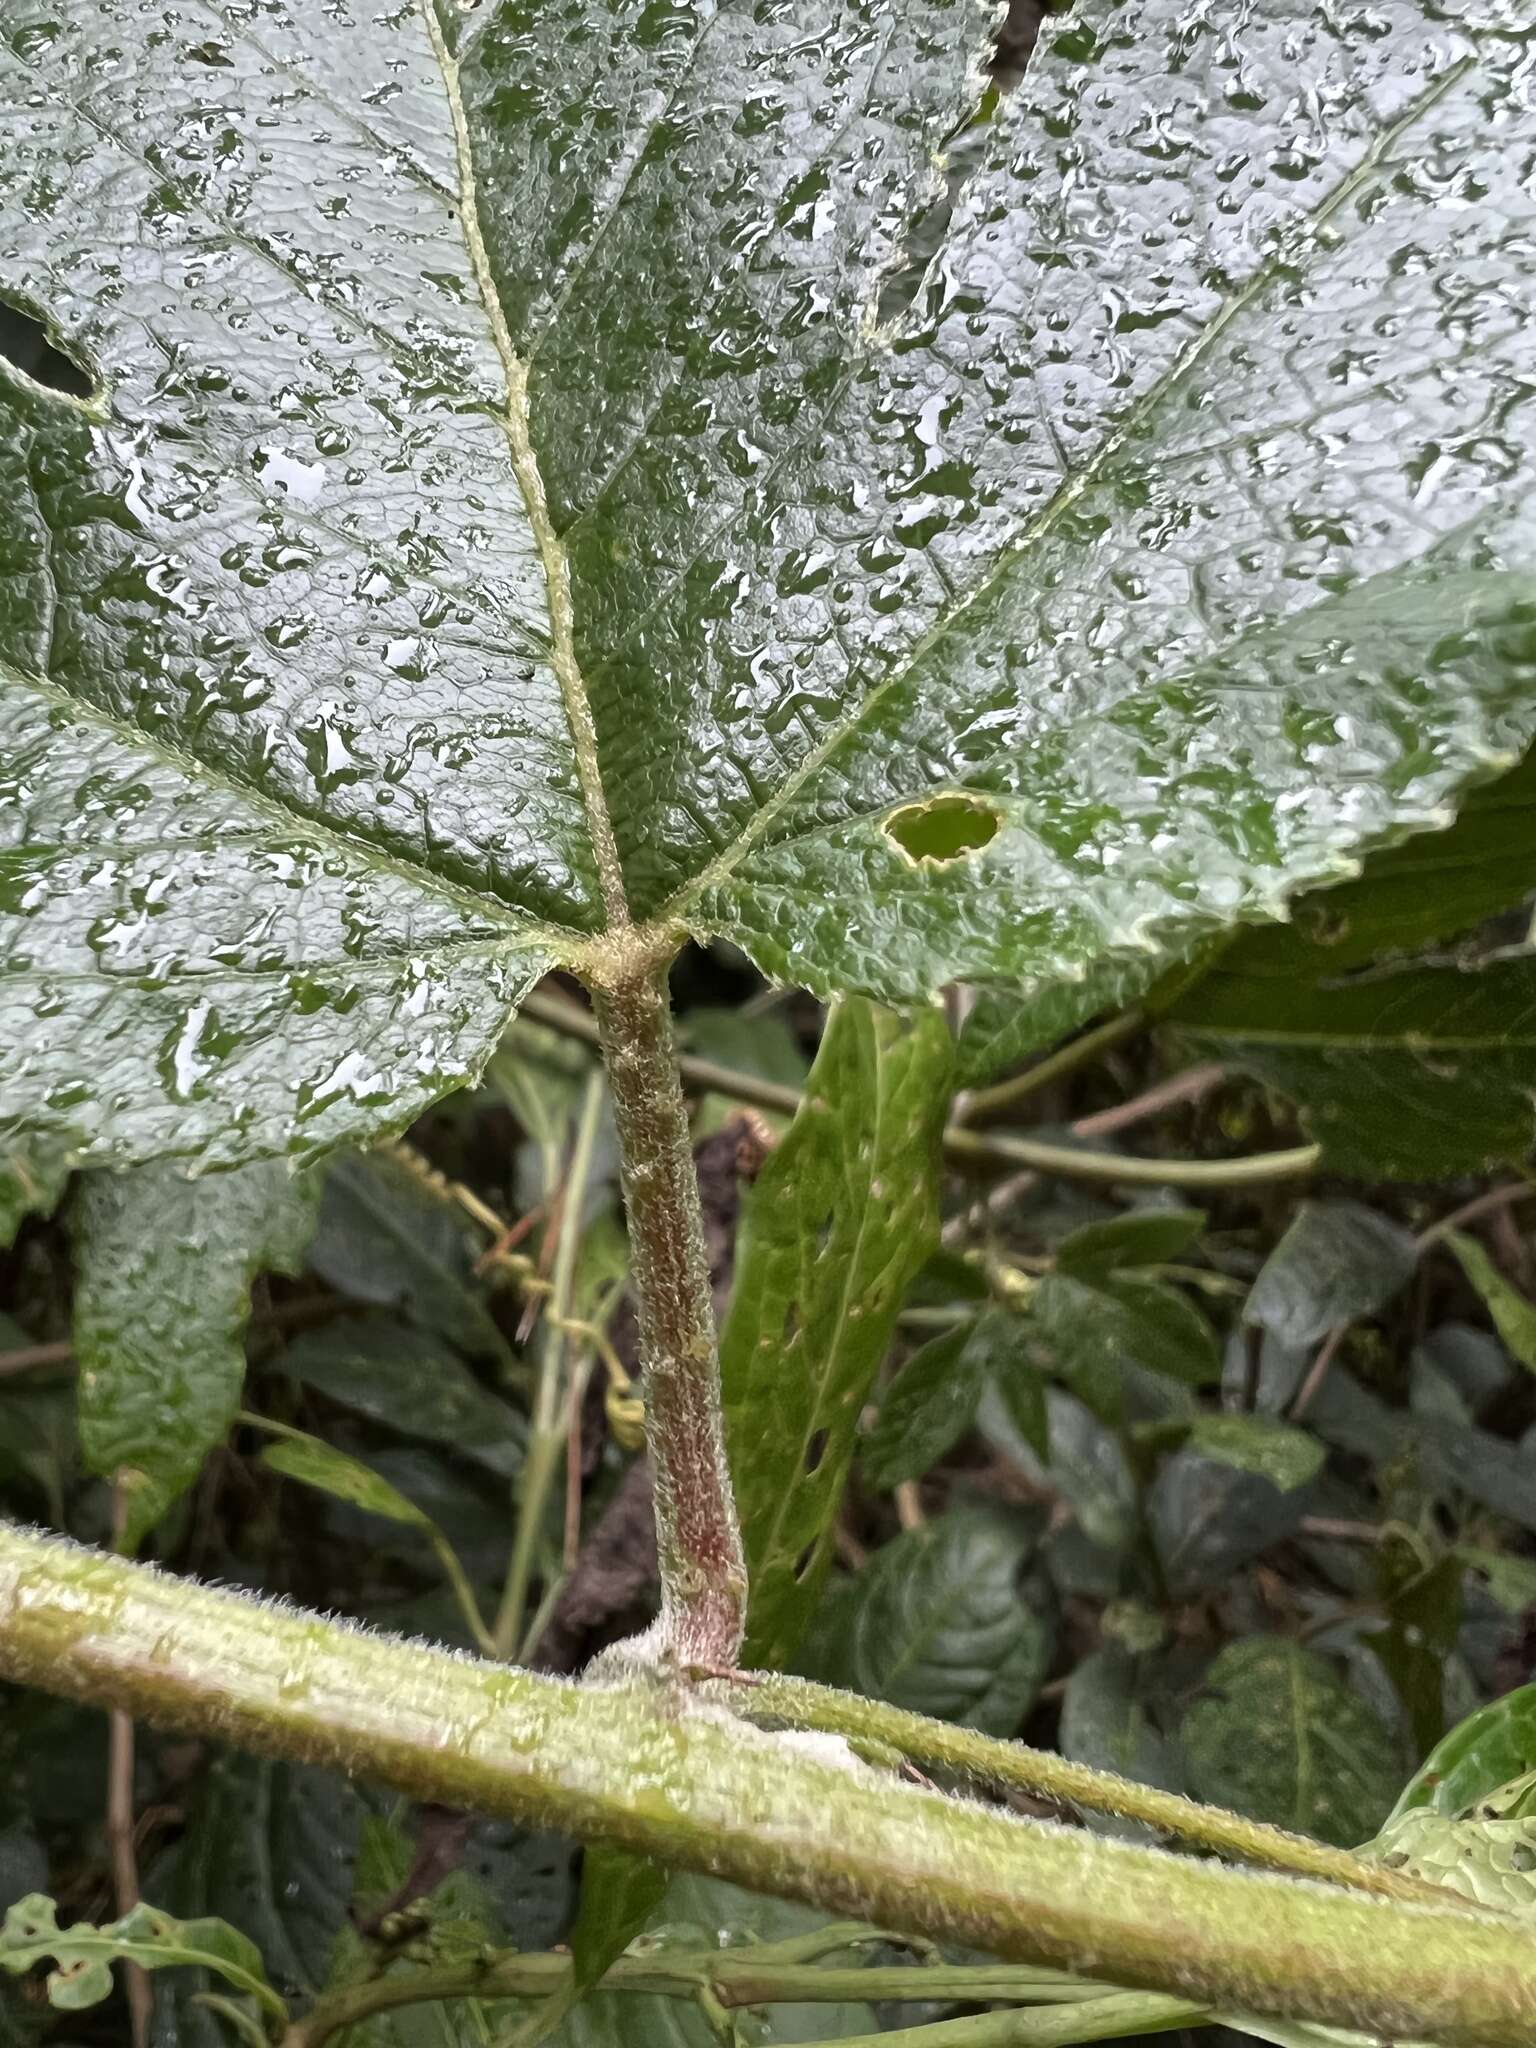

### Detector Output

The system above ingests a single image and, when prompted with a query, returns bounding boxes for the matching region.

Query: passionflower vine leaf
[1,0,1532,1167]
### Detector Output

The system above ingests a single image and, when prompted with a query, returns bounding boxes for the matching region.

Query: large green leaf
[71,1158,317,1548]
[2,0,1535,1167]
[721,999,950,1669]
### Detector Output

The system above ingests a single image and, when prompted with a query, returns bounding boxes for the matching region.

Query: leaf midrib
[420,0,632,938]
[656,49,1478,924]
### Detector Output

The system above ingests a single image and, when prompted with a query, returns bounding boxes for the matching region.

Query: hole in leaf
[804,1429,829,1474]
[793,1544,819,1582]
[0,296,95,402]
[884,793,1001,864]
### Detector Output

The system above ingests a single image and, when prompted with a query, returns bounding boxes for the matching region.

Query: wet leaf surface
[3,1,1535,1163]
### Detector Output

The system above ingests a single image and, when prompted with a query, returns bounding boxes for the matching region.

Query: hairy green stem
[587,966,746,1665]
[521,989,1319,1189]
[720,1673,1468,1912]
[1,1527,1533,2048]
[284,1945,1125,2046]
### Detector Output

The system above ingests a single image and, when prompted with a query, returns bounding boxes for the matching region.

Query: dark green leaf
[146,1753,362,2044]
[1034,1272,1218,1416]
[1055,1209,1207,1279]
[0,1894,281,2023]
[982,1387,1138,1558]
[861,1326,980,1491]
[722,999,951,1670]
[311,1154,511,1365]
[1244,1202,1417,1348]
[1443,1233,1536,1377]
[1148,1454,1310,1602]
[4,1,1536,1167]
[1058,1645,1184,1840]
[72,1160,317,1549]
[1182,1639,1402,1847]
[1183,1415,1324,1494]
[795,1506,1053,1733]
[551,1878,877,2047]
[1172,957,1536,1180]
[280,1317,526,1479]
[969,1308,1049,1462]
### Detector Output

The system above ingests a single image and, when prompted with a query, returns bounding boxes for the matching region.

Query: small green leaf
[1364,1792,1536,1919]
[861,1325,980,1491]
[1458,1544,1536,1617]
[795,1506,1053,1733]
[1443,1232,1536,1376]
[1182,1640,1402,1848]
[1184,1415,1324,1493]
[1244,1202,1417,1348]
[72,1159,318,1550]
[260,1433,431,1527]
[0,1894,283,2024]
[1387,1683,1536,1822]
[549,1878,878,2047]
[1054,1209,1206,1278]
[722,999,952,1671]
[279,1318,527,1480]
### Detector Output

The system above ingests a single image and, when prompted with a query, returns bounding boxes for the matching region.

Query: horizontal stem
[290,1945,1117,2044]
[830,1993,1205,2048]
[1,1528,1532,2048]
[723,1673,1468,1912]
[521,990,1316,1189]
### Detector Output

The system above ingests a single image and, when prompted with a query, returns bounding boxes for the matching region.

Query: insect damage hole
[883,793,1002,865]
[0,295,97,403]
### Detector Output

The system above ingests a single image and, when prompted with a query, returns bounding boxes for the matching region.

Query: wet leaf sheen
[1,0,1534,1165]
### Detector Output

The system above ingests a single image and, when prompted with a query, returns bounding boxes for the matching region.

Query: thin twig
[522,990,1309,1191]
[942,1064,1229,1246]
[0,1338,73,1377]
[956,1009,1148,1124]
[1416,1179,1536,1249]
[1288,1324,1348,1423]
